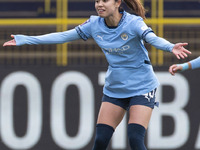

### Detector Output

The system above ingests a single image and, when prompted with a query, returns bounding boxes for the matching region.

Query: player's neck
[104,12,122,27]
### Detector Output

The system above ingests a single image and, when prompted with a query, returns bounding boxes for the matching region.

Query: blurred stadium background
[0,0,200,150]
[0,0,200,66]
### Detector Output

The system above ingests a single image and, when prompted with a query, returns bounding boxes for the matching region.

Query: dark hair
[123,0,146,19]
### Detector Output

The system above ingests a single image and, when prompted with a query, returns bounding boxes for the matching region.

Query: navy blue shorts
[102,89,158,110]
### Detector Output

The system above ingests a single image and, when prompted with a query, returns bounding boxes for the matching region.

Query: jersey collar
[104,11,127,29]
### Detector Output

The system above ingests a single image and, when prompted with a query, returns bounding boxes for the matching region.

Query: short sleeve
[75,18,92,41]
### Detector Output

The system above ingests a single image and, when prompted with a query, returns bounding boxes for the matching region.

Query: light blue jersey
[190,57,200,69]
[76,11,163,98]
[14,11,175,98]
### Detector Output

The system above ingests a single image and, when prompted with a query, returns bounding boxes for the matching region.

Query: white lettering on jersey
[102,45,130,55]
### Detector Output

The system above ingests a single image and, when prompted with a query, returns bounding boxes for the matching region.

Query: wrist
[177,63,189,71]
[169,44,175,53]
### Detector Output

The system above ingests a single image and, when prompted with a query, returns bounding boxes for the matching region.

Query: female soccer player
[169,57,200,75]
[3,0,191,149]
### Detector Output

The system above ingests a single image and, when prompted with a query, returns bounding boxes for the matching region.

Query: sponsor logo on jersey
[121,33,128,41]
[97,35,103,41]
[102,45,130,55]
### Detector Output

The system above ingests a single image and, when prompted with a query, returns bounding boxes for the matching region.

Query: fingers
[169,65,177,75]
[179,53,186,59]
[3,39,16,47]
[179,43,188,46]
[3,41,9,47]
[168,66,173,75]
[179,49,191,59]
[169,64,183,75]
[178,47,191,58]
[182,52,188,58]
[176,54,180,59]
[183,49,192,54]
[181,45,191,56]
[173,43,192,59]
[3,35,15,47]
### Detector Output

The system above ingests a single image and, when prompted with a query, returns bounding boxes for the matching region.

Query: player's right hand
[3,35,16,47]
[168,64,183,76]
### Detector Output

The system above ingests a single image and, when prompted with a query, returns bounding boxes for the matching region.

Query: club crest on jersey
[121,33,128,41]
[141,26,148,31]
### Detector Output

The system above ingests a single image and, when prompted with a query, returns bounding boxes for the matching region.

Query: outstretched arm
[3,29,81,47]
[169,57,200,75]
[145,32,191,59]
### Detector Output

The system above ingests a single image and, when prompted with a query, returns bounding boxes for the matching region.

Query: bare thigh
[97,102,126,129]
[128,105,153,129]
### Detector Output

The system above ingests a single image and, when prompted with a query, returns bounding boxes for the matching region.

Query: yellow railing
[45,0,51,14]
[151,0,157,65]
[1,18,200,26]
[0,0,200,66]
[0,18,87,25]
[158,0,164,66]
[56,0,68,65]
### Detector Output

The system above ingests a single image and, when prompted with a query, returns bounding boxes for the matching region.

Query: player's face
[95,0,120,18]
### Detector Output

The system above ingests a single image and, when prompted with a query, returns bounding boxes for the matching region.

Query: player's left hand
[172,43,191,59]
[168,64,182,75]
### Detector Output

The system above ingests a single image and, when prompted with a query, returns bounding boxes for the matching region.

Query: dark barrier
[0,65,199,150]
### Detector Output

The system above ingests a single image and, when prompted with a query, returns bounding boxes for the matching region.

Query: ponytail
[123,0,146,19]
